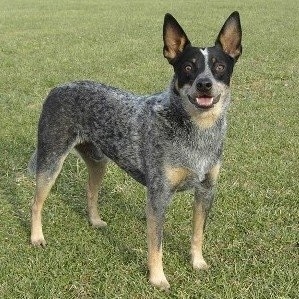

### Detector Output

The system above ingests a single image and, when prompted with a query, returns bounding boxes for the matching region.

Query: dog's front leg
[191,163,220,270]
[146,188,171,290]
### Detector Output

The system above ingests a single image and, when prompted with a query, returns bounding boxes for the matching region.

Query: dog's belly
[107,152,146,186]
[91,140,147,186]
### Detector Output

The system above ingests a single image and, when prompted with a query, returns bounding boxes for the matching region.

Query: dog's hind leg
[191,163,221,270]
[31,150,70,246]
[75,143,108,228]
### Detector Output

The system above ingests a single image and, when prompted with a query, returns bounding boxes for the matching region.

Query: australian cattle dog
[29,11,242,290]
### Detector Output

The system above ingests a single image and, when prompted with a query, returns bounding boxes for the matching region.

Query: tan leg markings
[31,152,71,246]
[86,160,107,227]
[191,163,221,269]
[146,202,170,290]
[190,200,209,270]
[31,173,59,246]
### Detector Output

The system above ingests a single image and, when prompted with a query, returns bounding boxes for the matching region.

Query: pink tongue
[196,97,214,107]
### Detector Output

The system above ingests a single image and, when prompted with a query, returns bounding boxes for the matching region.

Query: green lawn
[0,0,298,298]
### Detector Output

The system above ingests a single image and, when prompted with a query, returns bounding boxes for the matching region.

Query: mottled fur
[29,12,242,290]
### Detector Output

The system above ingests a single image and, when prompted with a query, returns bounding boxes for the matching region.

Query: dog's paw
[90,218,107,228]
[191,257,210,270]
[31,236,47,247]
[149,274,170,291]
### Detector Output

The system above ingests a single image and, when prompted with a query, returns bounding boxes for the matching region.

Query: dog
[29,11,242,290]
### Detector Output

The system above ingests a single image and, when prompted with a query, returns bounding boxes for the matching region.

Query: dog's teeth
[196,97,214,107]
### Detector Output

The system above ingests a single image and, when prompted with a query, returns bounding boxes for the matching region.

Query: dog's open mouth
[188,94,221,110]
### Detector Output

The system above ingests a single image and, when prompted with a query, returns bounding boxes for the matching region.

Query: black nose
[196,78,212,92]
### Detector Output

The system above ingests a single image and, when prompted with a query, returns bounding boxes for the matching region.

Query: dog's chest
[164,125,224,190]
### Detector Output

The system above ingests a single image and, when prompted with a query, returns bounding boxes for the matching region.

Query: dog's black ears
[163,13,191,64]
[215,11,242,60]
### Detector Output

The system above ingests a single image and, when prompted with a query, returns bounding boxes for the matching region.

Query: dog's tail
[28,150,37,177]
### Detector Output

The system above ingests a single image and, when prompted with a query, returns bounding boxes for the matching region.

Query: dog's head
[163,12,242,125]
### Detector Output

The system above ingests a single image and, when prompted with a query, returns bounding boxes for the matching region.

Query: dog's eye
[184,65,193,72]
[215,63,225,72]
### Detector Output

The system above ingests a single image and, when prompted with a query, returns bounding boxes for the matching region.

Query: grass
[0,0,298,298]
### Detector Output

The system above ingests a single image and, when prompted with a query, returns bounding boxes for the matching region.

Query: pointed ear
[215,11,242,60]
[163,13,191,63]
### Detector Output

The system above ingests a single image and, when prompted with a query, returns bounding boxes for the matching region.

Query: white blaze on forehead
[200,48,209,71]
[200,47,208,56]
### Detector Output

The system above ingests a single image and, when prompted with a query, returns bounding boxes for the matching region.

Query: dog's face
[163,12,242,123]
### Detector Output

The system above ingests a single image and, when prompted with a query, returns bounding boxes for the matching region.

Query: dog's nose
[196,78,212,92]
